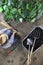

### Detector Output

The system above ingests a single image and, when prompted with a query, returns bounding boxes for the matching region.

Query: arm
[7,33,14,45]
[0,27,12,34]
[7,32,17,45]
[0,28,8,34]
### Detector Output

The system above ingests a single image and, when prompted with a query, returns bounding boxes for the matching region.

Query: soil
[0,13,43,65]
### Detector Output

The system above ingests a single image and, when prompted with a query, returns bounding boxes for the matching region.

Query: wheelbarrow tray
[22,26,43,52]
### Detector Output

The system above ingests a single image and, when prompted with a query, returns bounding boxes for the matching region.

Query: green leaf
[0,6,3,12]
[18,0,23,8]
[31,18,36,22]
[29,6,37,18]
[6,14,14,19]
[38,4,42,9]
[41,3,43,10]
[8,0,12,6]
[26,3,31,10]
[4,7,9,15]
[19,18,23,23]
[3,5,7,10]
[11,8,17,14]
[37,10,43,19]
[4,0,8,4]
[21,10,27,18]
[0,1,2,6]
[18,8,21,15]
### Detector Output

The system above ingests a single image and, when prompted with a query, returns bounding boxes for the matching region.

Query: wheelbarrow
[22,26,43,65]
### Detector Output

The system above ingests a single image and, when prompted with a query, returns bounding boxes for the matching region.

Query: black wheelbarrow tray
[22,26,43,52]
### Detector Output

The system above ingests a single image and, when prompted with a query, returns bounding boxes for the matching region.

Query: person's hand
[12,32,15,36]
[8,27,13,30]
[12,31,17,35]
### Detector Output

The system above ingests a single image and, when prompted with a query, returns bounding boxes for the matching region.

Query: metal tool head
[27,38,33,45]
[34,28,41,39]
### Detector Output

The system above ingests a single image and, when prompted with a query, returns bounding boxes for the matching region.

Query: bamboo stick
[1,21,21,37]
[1,21,17,34]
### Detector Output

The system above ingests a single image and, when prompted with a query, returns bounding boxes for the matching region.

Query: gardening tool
[27,38,33,65]
[29,29,41,64]
[27,29,41,65]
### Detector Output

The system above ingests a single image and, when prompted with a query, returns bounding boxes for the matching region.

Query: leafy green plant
[0,0,43,23]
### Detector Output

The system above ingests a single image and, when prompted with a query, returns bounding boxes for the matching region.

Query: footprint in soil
[7,59,14,63]
[32,56,37,62]
[20,57,24,61]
